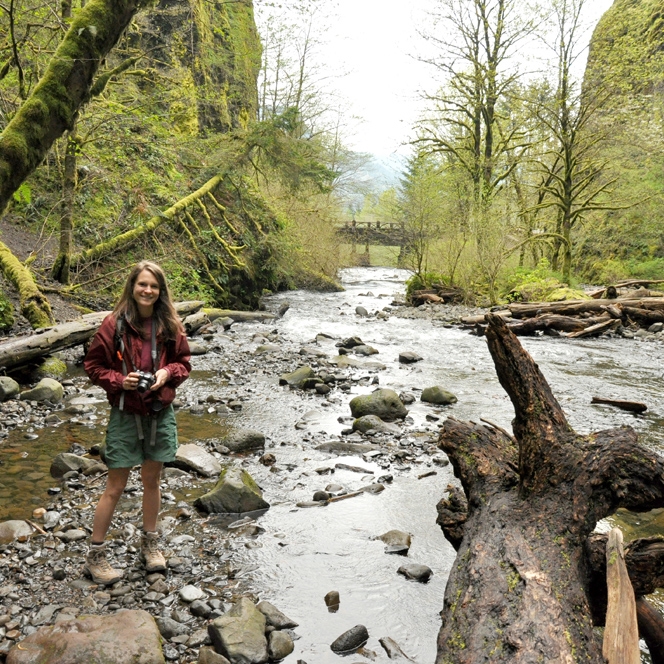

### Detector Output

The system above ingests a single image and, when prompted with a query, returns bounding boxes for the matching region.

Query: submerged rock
[397,563,432,583]
[349,389,408,422]
[6,609,164,664]
[194,467,270,514]
[398,352,422,364]
[421,386,457,405]
[50,453,97,479]
[279,366,314,388]
[208,597,268,664]
[330,624,369,653]
[376,530,412,552]
[222,429,265,453]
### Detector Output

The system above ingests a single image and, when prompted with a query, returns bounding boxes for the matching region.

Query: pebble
[178,585,205,603]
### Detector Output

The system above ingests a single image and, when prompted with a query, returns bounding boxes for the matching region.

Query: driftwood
[508,297,664,319]
[602,528,639,664]
[591,397,648,413]
[637,598,664,664]
[565,318,620,338]
[182,311,211,335]
[0,301,204,371]
[204,308,276,323]
[435,315,664,663]
[506,313,608,335]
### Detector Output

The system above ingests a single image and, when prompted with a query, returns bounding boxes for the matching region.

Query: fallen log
[435,315,664,663]
[460,310,512,325]
[508,297,664,319]
[591,397,647,413]
[620,305,664,326]
[0,301,204,372]
[602,528,640,664]
[204,308,276,323]
[182,311,211,335]
[565,318,620,338]
[637,598,664,664]
[506,313,608,335]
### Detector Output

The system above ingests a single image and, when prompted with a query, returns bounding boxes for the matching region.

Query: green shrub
[405,271,448,298]
[0,292,14,332]
[501,259,588,303]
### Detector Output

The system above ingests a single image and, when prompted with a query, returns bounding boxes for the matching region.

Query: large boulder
[279,366,314,388]
[349,389,408,422]
[194,467,269,514]
[207,597,268,664]
[222,429,265,453]
[0,377,19,402]
[352,415,400,434]
[20,378,64,403]
[6,609,164,664]
[421,386,457,405]
[0,520,33,544]
[172,444,221,477]
[50,453,97,479]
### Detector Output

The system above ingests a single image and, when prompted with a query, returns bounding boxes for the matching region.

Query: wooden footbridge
[335,221,406,247]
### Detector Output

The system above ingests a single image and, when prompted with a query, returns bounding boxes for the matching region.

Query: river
[0,266,662,662]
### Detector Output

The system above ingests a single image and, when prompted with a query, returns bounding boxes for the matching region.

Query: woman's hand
[150,368,170,391]
[122,372,141,390]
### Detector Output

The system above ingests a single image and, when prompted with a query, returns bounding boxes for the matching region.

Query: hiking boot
[83,542,123,585]
[140,531,166,572]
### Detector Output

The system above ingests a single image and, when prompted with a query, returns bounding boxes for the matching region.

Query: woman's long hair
[113,261,183,340]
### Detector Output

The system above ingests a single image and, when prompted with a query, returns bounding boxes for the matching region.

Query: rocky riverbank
[0,267,662,663]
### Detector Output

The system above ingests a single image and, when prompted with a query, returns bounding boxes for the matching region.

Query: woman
[83,261,191,585]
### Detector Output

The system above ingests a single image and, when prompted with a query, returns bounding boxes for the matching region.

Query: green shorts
[104,405,179,469]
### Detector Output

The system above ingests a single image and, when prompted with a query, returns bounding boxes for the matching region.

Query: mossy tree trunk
[0,0,151,215]
[51,126,78,284]
[435,314,664,662]
[0,243,53,328]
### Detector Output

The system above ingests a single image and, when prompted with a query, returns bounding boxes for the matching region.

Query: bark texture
[436,314,664,663]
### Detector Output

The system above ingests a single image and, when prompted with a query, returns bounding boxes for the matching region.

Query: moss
[0,290,14,331]
[37,357,68,379]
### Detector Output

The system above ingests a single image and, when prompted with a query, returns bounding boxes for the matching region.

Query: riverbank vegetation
[355,0,664,305]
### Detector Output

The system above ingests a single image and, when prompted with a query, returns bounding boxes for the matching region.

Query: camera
[135,371,156,393]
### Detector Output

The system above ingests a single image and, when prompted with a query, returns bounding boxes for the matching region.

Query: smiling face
[132,269,160,317]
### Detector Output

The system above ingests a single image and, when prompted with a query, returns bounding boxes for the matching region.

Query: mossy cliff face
[577,0,664,281]
[143,0,261,133]
[585,0,664,97]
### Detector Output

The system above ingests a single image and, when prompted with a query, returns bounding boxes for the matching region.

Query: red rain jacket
[84,313,191,416]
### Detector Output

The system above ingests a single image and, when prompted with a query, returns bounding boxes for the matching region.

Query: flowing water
[0,266,663,662]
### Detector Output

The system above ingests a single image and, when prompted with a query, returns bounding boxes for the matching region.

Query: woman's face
[133,269,160,315]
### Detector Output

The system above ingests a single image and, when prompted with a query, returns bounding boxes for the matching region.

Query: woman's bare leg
[141,460,163,532]
[91,467,131,542]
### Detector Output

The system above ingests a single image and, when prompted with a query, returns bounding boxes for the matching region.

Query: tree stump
[435,314,664,663]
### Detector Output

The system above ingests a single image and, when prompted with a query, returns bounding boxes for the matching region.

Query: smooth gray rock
[330,624,369,653]
[50,453,96,479]
[156,616,188,639]
[353,344,378,356]
[207,597,268,664]
[279,366,314,388]
[376,530,411,549]
[352,414,400,434]
[56,529,87,543]
[268,630,294,660]
[0,520,35,544]
[8,610,165,664]
[399,392,416,405]
[194,467,270,514]
[379,636,416,661]
[0,377,19,402]
[349,389,408,422]
[256,601,298,629]
[397,563,432,582]
[198,646,231,664]
[20,378,64,403]
[222,429,265,453]
[188,341,208,356]
[648,322,664,333]
[172,444,221,477]
[355,306,369,317]
[179,585,206,603]
[421,386,458,405]
[315,441,375,454]
[398,352,422,364]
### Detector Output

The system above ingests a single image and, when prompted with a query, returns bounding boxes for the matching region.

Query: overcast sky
[255,0,615,160]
